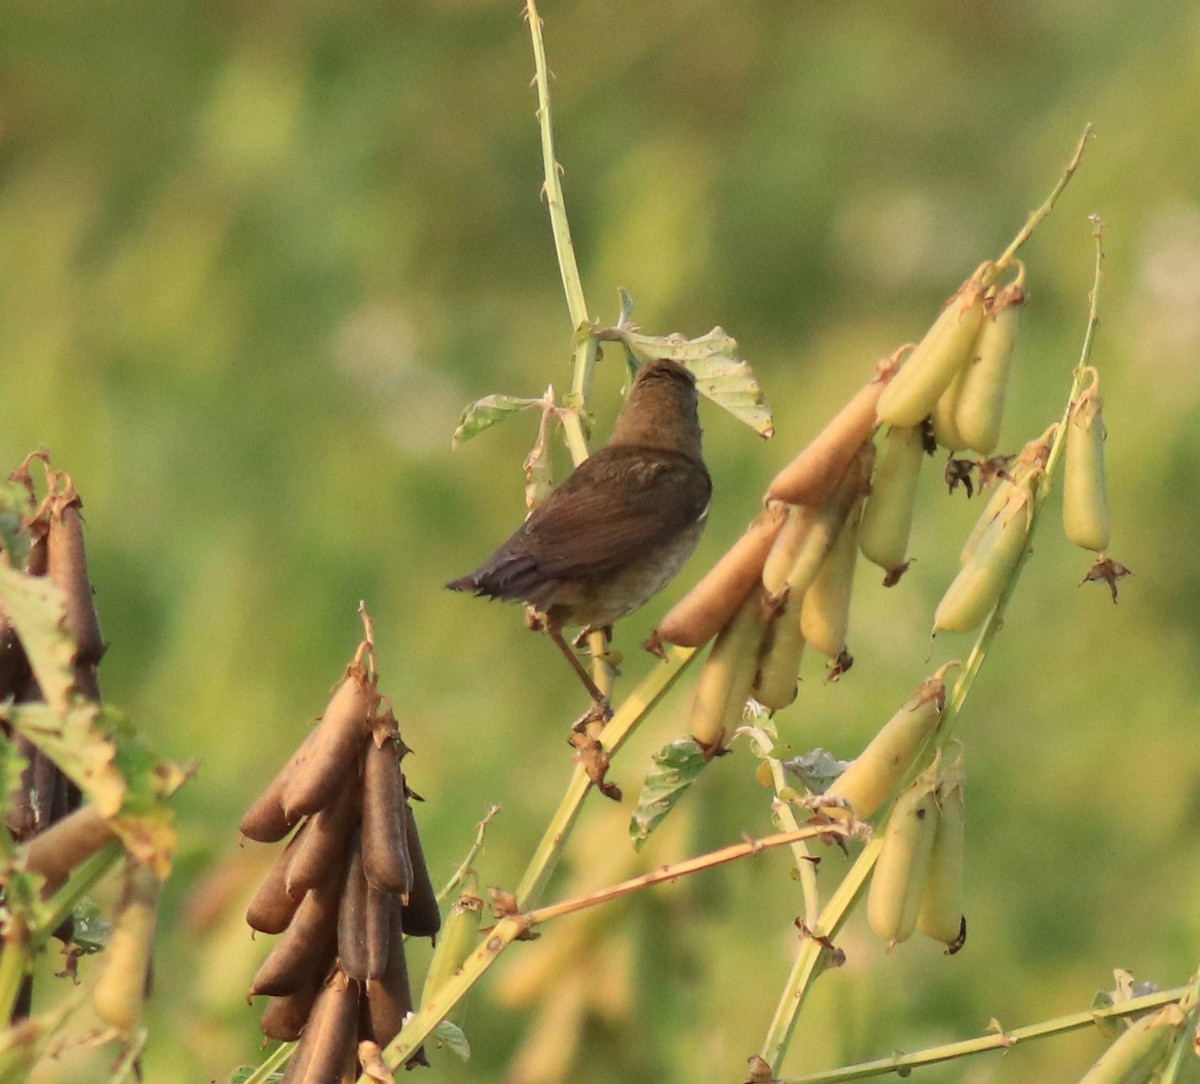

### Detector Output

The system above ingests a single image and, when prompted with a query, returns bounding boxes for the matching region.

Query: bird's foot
[568,730,622,802]
[570,696,613,733]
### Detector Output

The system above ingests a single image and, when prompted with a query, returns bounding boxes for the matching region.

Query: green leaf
[781,748,851,795]
[0,564,74,715]
[629,737,711,849]
[434,1019,472,1061]
[228,1070,283,1084]
[615,326,773,438]
[452,394,543,447]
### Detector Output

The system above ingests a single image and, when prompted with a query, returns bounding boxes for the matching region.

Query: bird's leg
[543,619,612,725]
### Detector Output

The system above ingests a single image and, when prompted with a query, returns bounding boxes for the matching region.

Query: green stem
[782,985,1191,1083]
[524,0,588,334]
[0,919,30,1027]
[760,839,881,1068]
[436,804,500,905]
[30,839,122,936]
[514,645,697,909]
[525,0,613,697]
[754,732,820,928]
[237,1040,293,1084]
[995,124,1093,271]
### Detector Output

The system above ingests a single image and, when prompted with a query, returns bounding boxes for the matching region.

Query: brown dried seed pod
[7,735,43,841]
[281,670,379,819]
[260,968,323,1042]
[0,613,31,702]
[337,844,370,983]
[47,489,105,670]
[652,500,788,649]
[246,828,307,935]
[361,736,412,897]
[286,777,360,896]
[280,968,359,1084]
[362,900,416,1051]
[240,728,321,843]
[766,351,904,506]
[399,800,441,939]
[250,876,342,998]
[365,884,391,983]
[21,804,115,895]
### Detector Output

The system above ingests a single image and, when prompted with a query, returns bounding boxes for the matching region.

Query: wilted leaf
[434,1019,472,1061]
[629,737,710,849]
[616,326,773,438]
[0,564,74,715]
[781,748,851,794]
[452,394,543,447]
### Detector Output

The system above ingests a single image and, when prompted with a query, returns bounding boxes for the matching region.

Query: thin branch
[783,986,1192,1083]
[995,123,1093,270]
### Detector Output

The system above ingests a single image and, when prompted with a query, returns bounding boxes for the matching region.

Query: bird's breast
[547,518,707,631]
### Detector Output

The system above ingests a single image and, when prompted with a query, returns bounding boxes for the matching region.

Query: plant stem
[526,824,850,926]
[366,824,851,1082]
[0,918,30,1027]
[237,1040,292,1084]
[995,124,1093,271]
[514,645,697,909]
[759,838,881,1069]
[524,0,612,698]
[781,985,1191,1083]
[436,804,501,904]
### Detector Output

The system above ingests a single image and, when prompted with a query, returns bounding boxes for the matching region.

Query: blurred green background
[3,1,1199,1081]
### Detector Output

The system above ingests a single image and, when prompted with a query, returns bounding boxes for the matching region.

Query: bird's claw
[571,697,613,733]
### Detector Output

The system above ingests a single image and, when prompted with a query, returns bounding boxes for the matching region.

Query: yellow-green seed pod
[931,367,970,452]
[1063,367,1110,553]
[691,591,768,756]
[761,504,816,598]
[935,478,1034,635]
[800,499,862,659]
[917,758,966,951]
[877,270,991,428]
[93,859,161,1032]
[860,425,924,576]
[1078,1002,1188,1084]
[959,427,1053,566]
[867,767,941,946]
[766,349,905,506]
[767,443,873,606]
[823,665,953,819]
[957,276,1026,456]
[419,879,484,1025]
[752,594,806,711]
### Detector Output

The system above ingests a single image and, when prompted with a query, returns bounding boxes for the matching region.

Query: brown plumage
[448,358,711,713]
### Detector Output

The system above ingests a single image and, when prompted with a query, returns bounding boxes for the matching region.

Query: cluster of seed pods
[240,654,440,1081]
[0,458,167,1032]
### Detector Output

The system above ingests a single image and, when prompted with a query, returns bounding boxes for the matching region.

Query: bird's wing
[517,446,711,580]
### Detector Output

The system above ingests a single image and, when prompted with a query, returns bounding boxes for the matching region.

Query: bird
[447,358,712,719]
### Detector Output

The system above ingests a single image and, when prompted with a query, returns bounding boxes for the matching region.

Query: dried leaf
[0,563,75,714]
[616,325,773,438]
